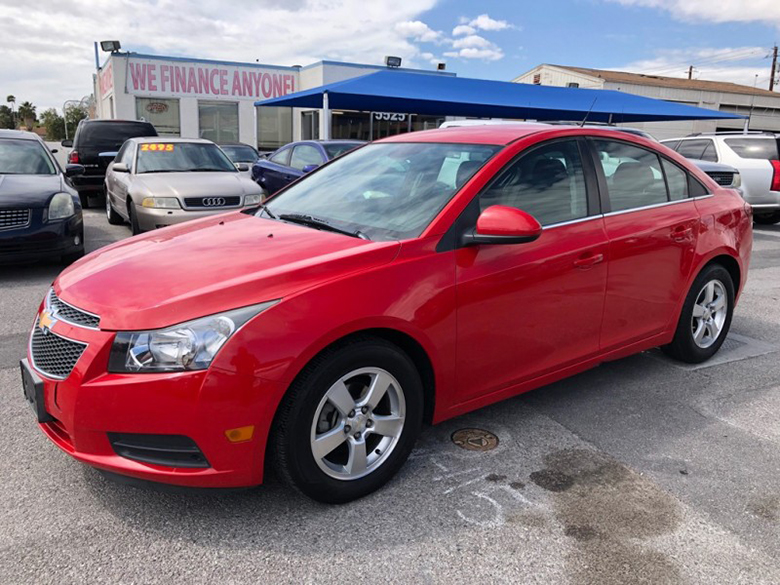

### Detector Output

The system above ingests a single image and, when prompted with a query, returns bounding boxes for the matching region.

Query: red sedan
[21,124,752,503]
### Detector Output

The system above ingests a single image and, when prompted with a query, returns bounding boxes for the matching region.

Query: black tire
[105,191,124,225]
[78,192,91,209]
[662,264,734,363]
[754,212,780,225]
[270,337,424,504]
[128,202,143,235]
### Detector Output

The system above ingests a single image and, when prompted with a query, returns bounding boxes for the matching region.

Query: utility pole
[770,45,778,92]
[688,65,694,80]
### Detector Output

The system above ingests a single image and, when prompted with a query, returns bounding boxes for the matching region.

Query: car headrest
[531,158,567,187]
[456,160,482,187]
[613,162,654,188]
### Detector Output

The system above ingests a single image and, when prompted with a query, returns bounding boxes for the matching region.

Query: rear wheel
[754,211,780,225]
[662,264,734,363]
[105,190,123,225]
[271,337,423,504]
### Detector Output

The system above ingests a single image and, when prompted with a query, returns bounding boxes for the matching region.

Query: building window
[135,98,180,136]
[566,82,579,88]
[533,73,541,85]
[198,101,239,143]
[256,106,292,151]
[301,111,320,140]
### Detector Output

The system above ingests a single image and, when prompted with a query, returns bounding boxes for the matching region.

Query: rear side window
[662,159,688,201]
[78,122,157,152]
[724,138,779,160]
[593,140,667,212]
[478,139,589,226]
[677,139,718,162]
[290,144,323,170]
[661,140,681,151]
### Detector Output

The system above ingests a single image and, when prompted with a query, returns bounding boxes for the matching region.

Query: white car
[661,132,780,224]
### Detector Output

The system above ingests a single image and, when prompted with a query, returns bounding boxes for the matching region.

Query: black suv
[62,120,157,208]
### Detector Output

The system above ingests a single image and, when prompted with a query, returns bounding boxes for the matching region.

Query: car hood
[0,174,65,208]
[131,172,261,199]
[55,212,400,330]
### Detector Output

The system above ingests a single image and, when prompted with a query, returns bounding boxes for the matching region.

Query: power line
[636,47,768,76]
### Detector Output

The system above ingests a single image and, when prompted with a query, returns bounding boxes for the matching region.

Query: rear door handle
[671,226,693,241]
[573,253,604,269]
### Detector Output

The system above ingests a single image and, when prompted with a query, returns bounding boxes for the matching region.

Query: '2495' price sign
[140,143,174,152]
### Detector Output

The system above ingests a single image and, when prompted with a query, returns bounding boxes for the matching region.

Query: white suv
[661,132,780,224]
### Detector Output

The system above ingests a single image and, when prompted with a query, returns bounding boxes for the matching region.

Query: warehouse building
[94,53,452,150]
[512,64,780,140]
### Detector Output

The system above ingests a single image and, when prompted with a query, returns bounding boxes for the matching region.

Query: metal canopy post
[322,91,331,140]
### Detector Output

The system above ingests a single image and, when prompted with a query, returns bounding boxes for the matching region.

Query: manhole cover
[451,428,499,451]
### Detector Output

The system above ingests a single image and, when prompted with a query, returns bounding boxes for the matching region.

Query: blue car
[0,130,85,264]
[252,140,364,196]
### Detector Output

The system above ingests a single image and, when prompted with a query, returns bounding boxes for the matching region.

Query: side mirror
[112,162,130,173]
[61,139,73,147]
[302,164,319,173]
[235,162,250,172]
[462,205,542,246]
[64,164,85,177]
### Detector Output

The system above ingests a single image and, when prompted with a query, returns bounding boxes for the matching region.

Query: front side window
[116,142,134,168]
[0,139,56,175]
[290,144,323,170]
[262,142,500,241]
[198,101,239,143]
[593,140,667,212]
[478,139,589,226]
[269,147,291,166]
[136,142,237,174]
[220,144,259,163]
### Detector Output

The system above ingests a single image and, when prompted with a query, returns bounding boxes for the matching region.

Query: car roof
[0,129,43,141]
[130,137,213,144]
[217,142,255,147]
[81,119,154,125]
[379,123,565,145]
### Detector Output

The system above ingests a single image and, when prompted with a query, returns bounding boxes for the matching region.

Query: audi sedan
[22,124,751,503]
[104,138,265,234]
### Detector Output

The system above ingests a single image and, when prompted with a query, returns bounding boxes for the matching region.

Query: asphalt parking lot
[1,210,780,584]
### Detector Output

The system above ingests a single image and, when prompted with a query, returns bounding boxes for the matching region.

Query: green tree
[40,108,66,140]
[64,104,87,138]
[0,105,13,129]
[5,95,16,127]
[17,101,36,128]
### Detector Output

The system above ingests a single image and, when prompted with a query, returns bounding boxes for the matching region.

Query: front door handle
[573,253,604,269]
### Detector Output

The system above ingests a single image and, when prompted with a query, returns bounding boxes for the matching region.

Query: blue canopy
[256,70,744,123]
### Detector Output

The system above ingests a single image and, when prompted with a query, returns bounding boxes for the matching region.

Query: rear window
[323,142,363,159]
[724,138,779,160]
[78,122,157,151]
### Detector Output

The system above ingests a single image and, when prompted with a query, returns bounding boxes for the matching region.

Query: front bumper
[0,211,83,263]
[70,174,105,194]
[26,315,278,488]
[134,204,255,231]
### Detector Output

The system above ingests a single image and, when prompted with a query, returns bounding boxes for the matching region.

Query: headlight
[48,192,75,220]
[244,194,263,206]
[108,301,277,373]
[732,172,741,189]
[141,197,181,209]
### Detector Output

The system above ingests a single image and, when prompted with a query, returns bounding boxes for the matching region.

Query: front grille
[48,289,100,329]
[707,171,735,186]
[107,433,210,468]
[183,196,241,208]
[30,319,87,379]
[0,208,31,231]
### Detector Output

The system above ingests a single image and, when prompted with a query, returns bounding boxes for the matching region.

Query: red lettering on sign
[219,69,228,95]
[272,74,282,97]
[159,65,169,92]
[253,72,261,96]
[187,67,198,92]
[261,73,272,97]
[242,71,253,97]
[232,72,243,96]
[210,69,220,94]
[174,66,186,93]
[147,65,157,91]
[198,68,209,94]
[130,63,147,91]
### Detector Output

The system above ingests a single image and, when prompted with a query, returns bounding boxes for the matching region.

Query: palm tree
[17,101,36,129]
[6,95,15,126]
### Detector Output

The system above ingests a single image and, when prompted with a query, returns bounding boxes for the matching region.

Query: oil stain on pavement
[531,448,682,585]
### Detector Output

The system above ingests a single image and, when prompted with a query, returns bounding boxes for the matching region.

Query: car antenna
[579,98,598,127]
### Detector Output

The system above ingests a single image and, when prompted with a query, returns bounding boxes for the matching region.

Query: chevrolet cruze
[21,124,752,503]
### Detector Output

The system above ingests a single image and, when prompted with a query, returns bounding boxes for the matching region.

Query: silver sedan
[104,137,265,234]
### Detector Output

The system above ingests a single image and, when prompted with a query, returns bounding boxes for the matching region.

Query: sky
[1,0,779,113]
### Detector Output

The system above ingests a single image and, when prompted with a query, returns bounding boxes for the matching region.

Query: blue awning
[255,70,744,123]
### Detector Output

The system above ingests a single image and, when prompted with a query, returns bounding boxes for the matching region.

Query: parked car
[661,132,780,223]
[104,137,265,234]
[219,142,259,178]
[686,159,742,191]
[0,129,85,264]
[251,139,364,195]
[62,119,158,208]
[23,124,751,503]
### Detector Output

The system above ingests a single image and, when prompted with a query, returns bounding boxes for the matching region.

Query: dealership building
[94,53,453,150]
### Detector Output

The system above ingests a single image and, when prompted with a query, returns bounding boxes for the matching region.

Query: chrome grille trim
[29,318,88,380]
[0,208,31,231]
[47,289,101,330]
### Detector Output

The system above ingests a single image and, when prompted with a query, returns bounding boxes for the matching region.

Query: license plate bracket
[20,358,54,423]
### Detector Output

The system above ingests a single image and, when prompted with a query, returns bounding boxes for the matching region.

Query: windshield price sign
[140,144,174,152]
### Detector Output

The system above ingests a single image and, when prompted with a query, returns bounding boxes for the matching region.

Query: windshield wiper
[257,204,276,219]
[278,213,369,240]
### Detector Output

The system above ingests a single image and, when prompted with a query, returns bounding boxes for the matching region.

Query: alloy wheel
[691,279,727,349]
[310,367,406,481]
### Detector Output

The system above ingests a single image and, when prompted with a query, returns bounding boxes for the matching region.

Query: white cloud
[468,14,512,31]
[452,35,493,49]
[395,20,442,43]
[452,24,476,36]
[609,0,780,26]
[0,0,439,111]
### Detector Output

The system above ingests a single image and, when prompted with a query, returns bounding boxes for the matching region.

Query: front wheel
[662,264,734,363]
[271,337,423,504]
[128,202,143,235]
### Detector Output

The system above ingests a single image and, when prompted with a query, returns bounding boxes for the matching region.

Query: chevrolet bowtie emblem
[39,310,56,334]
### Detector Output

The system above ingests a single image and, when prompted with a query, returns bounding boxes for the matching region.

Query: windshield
[323,142,363,159]
[137,142,238,174]
[220,145,258,163]
[0,139,56,175]
[261,142,500,241]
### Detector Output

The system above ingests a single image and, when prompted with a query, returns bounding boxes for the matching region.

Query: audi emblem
[202,197,226,207]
